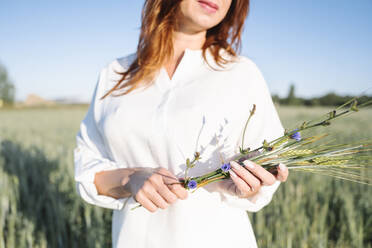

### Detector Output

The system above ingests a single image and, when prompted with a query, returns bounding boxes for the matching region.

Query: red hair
[101,0,250,99]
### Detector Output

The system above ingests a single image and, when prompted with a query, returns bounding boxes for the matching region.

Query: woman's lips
[198,0,219,14]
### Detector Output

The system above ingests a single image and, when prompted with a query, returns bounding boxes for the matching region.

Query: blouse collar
[155,47,216,92]
[115,47,234,93]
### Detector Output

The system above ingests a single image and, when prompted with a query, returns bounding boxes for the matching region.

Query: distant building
[53,97,88,104]
[24,94,55,106]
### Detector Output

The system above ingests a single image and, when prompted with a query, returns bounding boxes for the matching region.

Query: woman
[74,0,289,247]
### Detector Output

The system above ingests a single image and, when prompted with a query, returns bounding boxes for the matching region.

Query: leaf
[186,158,191,168]
[351,100,359,112]
[322,121,331,126]
[328,110,336,118]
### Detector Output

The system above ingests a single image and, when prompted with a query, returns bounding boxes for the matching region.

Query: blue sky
[0,0,371,101]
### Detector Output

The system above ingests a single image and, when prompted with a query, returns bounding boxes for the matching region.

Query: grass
[0,105,371,248]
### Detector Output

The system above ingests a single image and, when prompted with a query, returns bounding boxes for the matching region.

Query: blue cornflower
[290,129,302,141]
[187,180,197,189]
[221,162,231,172]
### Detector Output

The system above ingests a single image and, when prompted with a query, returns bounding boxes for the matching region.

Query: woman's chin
[192,16,221,31]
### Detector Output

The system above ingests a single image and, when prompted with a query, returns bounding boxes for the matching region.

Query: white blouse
[74,48,284,248]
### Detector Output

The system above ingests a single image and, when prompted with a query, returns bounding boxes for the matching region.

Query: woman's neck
[164,30,206,80]
[172,30,206,54]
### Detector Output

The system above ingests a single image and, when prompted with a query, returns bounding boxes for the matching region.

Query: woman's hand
[130,167,188,213]
[94,167,188,212]
[220,160,289,199]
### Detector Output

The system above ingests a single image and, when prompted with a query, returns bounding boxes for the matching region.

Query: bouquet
[132,98,372,210]
[182,98,372,190]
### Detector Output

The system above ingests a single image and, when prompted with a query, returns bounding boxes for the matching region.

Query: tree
[0,63,15,106]
[282,82,303,105]
[287,84,296,102]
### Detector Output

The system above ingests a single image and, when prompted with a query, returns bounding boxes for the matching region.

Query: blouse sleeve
[73,65,128,210]
[218,57,284,212]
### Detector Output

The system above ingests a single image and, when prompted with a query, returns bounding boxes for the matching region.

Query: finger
[276,163,289,182]
[157,168,179,184]
[230,161,261,191]
[151,168,185,202]
[156,168,188,200]
[149,173,178,204]
[156,183,179,204]
[242,160,276,186]
[135,190,157,213]
[229,169,251,198]
[147,190,169,209]
[168,183,188,200]
[142,181,169,209]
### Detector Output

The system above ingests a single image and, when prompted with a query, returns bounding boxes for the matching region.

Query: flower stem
[241,104,256,152]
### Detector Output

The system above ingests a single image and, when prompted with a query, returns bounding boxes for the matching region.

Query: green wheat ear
[240,104,256,153]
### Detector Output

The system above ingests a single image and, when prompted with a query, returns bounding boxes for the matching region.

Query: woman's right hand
[129,167,188,212]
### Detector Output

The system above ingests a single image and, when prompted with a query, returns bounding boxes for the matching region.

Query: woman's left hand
[220,160,289,198]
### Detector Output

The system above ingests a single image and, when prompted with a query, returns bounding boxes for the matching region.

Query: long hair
[101,0,250,99]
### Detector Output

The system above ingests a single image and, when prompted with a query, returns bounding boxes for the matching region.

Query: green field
[0,106,371,248]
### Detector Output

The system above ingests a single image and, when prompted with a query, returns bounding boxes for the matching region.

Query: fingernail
[278,163,287,170]
[230,161,239,170]
[243,160,255,169]
[229,170,237,178]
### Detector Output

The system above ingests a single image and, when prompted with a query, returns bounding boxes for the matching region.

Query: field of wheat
[0,105,371,248]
